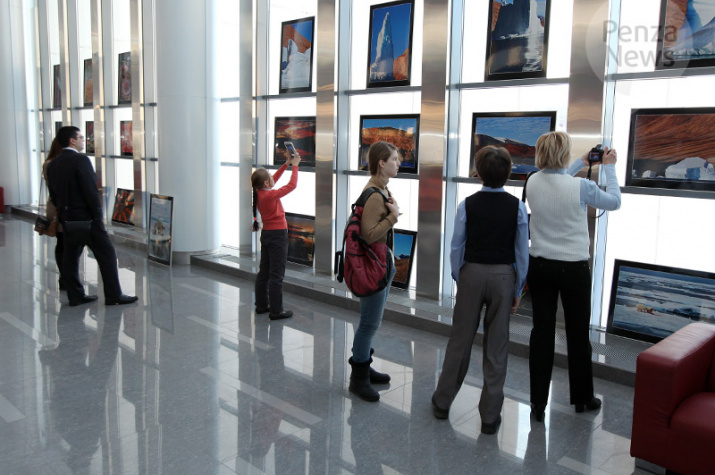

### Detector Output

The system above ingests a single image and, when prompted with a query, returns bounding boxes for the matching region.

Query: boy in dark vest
[431,145,529,435]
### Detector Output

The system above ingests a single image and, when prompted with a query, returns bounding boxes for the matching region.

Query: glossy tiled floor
[0,216,648,475]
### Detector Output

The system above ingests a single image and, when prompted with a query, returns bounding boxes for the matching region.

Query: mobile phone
[284,141,297,157]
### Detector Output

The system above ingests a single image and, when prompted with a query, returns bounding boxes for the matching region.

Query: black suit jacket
[47,149,103,223]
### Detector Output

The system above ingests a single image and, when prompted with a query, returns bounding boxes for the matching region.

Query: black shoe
[481,415,502,435]
[106,294,139,306]
[575,397,602,413]
[255,306,269,315]
[269,310,293,320]
[531,403,546,422]
[69,295,98,307]
[431,396,449,420]
[349,358,380,402]
[368,349,391,384]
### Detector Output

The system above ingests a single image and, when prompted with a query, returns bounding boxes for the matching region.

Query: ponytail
[250,168,270,232]
[252,187,260,232]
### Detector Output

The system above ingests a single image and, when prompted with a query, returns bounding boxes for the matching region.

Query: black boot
[369,348,391,384]
[349,357,380,402]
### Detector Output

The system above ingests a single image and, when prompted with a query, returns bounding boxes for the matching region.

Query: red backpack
[334,187,394,297]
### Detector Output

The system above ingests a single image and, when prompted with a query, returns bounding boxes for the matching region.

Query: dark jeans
[528,256,594,405]
[55,231,65,285]
[255,229,288,313]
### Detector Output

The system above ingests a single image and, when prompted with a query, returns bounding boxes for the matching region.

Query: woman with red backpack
[348,141,401,402]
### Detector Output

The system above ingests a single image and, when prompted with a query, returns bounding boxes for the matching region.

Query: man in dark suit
[47,126,138,307]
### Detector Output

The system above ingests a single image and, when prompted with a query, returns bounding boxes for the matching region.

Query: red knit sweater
[257,163,298,230]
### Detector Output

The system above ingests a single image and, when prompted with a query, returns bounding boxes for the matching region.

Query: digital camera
[588,144,604,163]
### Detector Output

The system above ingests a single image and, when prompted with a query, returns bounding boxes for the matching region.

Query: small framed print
[359,114,420,174]
[655,0,715,70]
[120,121,133,156]
[286,213,315,267]
[118,52,131,104]
[148,194,174,266]
[274,117,316,167]
[53,65,62,108]
[392,229,417,289]
[485,0,551,81]
[367,0,414,88]
[279,17,315,94]
[83,58,93,106]
[85,121,95,155]
[112,188,135,226]
[607,259,715,343]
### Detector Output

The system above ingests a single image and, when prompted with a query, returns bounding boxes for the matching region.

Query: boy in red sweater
[251,152,301,320]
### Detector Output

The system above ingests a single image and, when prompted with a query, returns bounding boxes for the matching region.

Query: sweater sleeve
[360,192,397,245]
[272,166,299,199]
[272,162,288,182]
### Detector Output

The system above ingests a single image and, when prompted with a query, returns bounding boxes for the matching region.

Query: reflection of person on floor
[40,307,123,474]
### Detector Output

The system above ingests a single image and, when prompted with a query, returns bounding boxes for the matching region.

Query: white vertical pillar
[155,0,219,259]
[0,0,31,206]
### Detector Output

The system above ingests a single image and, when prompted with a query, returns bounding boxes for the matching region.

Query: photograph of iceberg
[607,260,715,343]
[486,0,550,81]
[392,229,417,289]
[279,17,314,94]
[470,112,555,179]
[367,0,414,88]
[359,114,420,173]
[657,0,715,69]
[274,117,316,167]
[286,213,315,267]
[626,108,715,191]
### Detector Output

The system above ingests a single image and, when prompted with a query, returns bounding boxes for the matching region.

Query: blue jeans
[352,252,396,363]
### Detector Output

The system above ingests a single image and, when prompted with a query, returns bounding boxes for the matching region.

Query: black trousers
[63,221,123,303]
[528,256,595,405]
[55,231,65,284]
[255,229,288,313]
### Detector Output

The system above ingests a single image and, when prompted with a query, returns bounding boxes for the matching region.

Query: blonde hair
[535,131,572,170]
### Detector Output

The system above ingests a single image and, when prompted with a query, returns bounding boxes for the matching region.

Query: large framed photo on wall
[392,229,417,290]
[359,114,420,174]
[112,188,135,226]
[367,0,414,88]
[607,259,715,343]
[53,65,61,108]
[86,121,95,155]
[626,108,715,192]
[280,17,314,94]
[286,213,315,267]
[274,117,316,167]
[148,194,174,266]
[120,121,133,156]
[656,0,715,70]
[118,52,131,104]
[83,59,93,106]
[470,112,556,180]
[485,0,551,81]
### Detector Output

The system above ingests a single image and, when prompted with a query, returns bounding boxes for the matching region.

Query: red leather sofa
[631,322,715,475]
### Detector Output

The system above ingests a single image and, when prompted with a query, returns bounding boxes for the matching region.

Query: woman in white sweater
[526,131,621,422]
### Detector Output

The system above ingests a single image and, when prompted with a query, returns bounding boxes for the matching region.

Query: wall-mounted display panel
[485,0,551,81]
[120,121,133,156]
[112,188,135,225]
[656,0,715,70]
[392,229,417,289]
[85,121,95,155]
[469,111,556,180]
[83,59,93,106]
[274,117,316,167]
[286,213,315,266]
[53,65,61,108]
[607,259,715,343]
[359,114,419,174]
[626,107,715,192]
[279,17,314,94]
[118,52,131,104]
[367,0,414,88]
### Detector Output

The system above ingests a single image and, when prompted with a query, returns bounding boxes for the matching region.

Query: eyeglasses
[74,135,85,141]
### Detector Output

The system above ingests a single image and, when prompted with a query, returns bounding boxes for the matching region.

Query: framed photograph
[118,52,131,104]
[112,188,135,226]
[485,0,551,81]
[392,229,417,289]
[148,194,174,266]
[626,108,715,192]
[280,17,314,94]
[52,64,61,108]
[85,121,95,155]
[285,213,315,266]
[656,0,715,70]
[120,121,133,156]
[367,0,414,88]
[359,114,420,173]
[607,259,715,343]
[470,112,556,180]
[274,117,316,167]
[54,121,62,136]
[83,58,93,106]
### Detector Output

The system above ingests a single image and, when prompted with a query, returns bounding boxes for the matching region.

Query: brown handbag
[34,216,57,237]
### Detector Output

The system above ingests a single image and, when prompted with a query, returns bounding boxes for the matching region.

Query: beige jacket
[360,175,398,246]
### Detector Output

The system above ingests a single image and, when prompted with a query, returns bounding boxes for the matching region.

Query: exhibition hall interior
[1,0,714,474]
